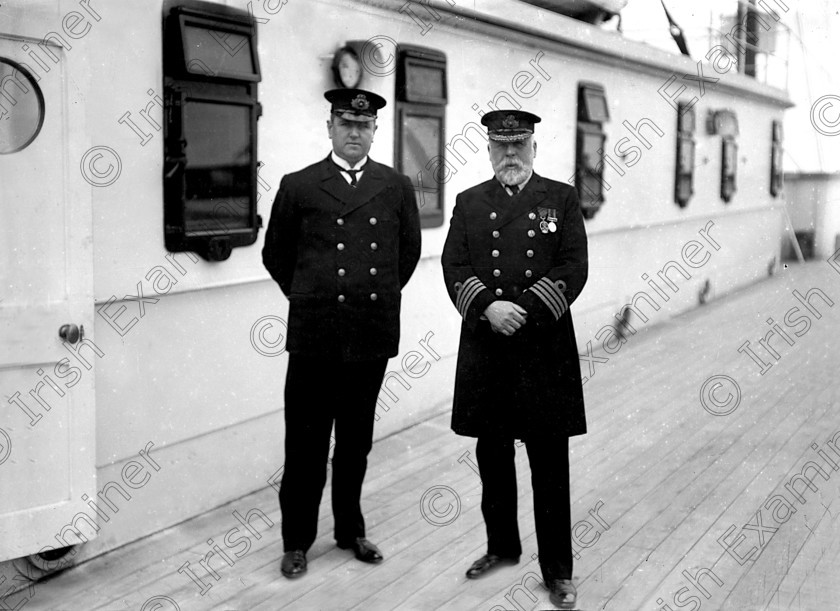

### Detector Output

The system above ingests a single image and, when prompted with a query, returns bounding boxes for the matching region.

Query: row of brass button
[338,268,377,276]
[489,211,538,221]
[337,242,378,250]
[491,249,534,257]
[338,293,378,302]
[335,216,382,303]
[492,229,536,238]
[492,269,533,278]
[336,217,379,226]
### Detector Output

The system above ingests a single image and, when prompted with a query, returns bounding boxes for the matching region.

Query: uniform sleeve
[441,194,497,331]
[261,175,299,297]
[398,174,422,288]
[515,186,588,326]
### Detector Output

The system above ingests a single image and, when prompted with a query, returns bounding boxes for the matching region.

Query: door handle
[59,323,82,343]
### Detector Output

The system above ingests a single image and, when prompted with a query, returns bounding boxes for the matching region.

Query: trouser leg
[279,354,334,552]
[526,436,572,580]
[476,436,522,558]
[332,358,388,544]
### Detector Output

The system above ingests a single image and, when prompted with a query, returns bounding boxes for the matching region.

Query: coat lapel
[496,173,550,228]
[317,154,349,204]
[476,178,509,213]
[317,155,391,214]
[342,158,389,214]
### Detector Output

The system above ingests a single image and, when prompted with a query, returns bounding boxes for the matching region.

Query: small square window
[675,101,696,207]
[579,83,609,123]
[574,83,609,219]
[399,108,444,226]
[164,2,262,260]
[394,45,447,229]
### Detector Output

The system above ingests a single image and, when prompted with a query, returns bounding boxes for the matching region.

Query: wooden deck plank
[27,493,275,610]
[107,429,478,610]
[552,320,828,606]
[717,320,840,610]
[584,412,797,607]
[29,417,456,609]
[634,377,840,607]
[29,420,460,607]
[772,493,840,609]
[591,378,836,610]
[16,261,840,611]
[261,439,532,609]
[414,268,840,611]
[207,429,494,609]
[722,426,840,607]
[789,544,840,611]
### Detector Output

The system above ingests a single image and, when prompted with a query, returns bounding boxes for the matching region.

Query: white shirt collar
[498,170,533,194]
[331,151,368,172]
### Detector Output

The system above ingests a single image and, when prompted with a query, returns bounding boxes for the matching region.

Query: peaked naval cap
[481,110,542,142]
[325,88,386,121]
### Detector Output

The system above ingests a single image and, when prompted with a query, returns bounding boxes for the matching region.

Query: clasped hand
[484,301,527,336]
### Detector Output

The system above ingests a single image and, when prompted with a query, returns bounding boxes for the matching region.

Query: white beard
[494,163,530,186]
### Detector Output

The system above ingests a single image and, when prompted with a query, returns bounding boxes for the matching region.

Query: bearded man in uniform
[441,110,588,609]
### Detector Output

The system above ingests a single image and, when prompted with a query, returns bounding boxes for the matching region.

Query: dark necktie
[332,159,365,187]
[506,184,520,195]
[344,168,361,187]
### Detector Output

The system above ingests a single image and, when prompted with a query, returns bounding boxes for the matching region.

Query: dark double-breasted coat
[262,155,421,362]
[441,173,588,439]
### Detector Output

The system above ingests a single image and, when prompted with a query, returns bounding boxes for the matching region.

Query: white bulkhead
[0,0,790,568]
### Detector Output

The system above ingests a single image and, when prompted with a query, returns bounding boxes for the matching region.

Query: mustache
[494,166,529,185]
[493,159,524,171]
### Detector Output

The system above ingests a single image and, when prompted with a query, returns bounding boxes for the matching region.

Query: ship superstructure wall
[4,0,791,561]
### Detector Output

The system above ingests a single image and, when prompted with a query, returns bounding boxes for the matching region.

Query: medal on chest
[538,207,558,234]
[547,209,557,233]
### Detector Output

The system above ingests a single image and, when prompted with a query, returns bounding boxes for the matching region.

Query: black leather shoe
[546,578,577,609]
[337,537,384,563]
[280,550,307,578]
[465,553,519,579]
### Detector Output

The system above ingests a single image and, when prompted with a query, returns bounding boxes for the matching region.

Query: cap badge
[351,94,370,110]
[502,114,519,128]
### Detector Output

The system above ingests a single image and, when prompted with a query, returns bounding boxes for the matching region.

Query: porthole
[0,59,45,154]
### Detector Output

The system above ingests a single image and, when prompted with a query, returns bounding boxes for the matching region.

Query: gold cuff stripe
[537,277,569,312]
[458,284,483,318]
[455,277,479,312]
[529,277,568,320]
[530,284,563,320]
[456,276,485,318]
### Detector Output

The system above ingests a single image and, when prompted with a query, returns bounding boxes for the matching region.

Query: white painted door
[0,29,95,561]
